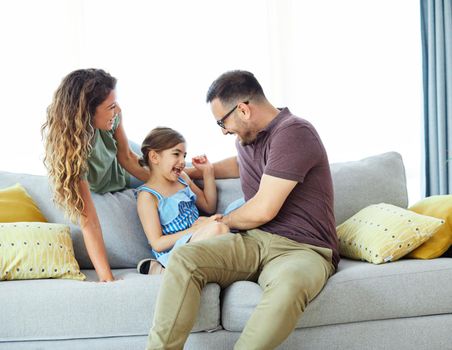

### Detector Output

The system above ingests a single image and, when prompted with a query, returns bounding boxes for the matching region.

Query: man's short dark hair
[206,70,265,105]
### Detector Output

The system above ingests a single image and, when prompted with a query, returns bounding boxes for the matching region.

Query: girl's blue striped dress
[136,177,199,267]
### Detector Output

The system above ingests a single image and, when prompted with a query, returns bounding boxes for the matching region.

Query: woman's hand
[98,275,116,282]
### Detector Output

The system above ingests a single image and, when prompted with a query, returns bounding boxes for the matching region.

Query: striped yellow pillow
[337,203,444,264]
[0,222,85,280]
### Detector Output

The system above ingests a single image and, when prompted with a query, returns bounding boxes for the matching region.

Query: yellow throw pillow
[406,195,452,259]
[337,203,444,264]
[0,183,47,222]
[0,222,86,281]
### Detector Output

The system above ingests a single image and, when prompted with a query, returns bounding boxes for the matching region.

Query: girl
[42,69,149,282]
[136,127,229,273]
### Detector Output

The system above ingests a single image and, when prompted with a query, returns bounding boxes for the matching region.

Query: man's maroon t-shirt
[236,108,339,269]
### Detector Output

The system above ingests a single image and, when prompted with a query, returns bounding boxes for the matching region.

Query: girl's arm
[78,180,114,282]
[137,191,192,252]
[185,156,239,180]
[182,155,217,214]
[114,113,150,182]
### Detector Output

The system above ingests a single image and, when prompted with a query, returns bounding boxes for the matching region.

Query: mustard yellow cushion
[0,183,47,222]
[337,203,444,264]
[406,195,452,259]
[0,222,85,281]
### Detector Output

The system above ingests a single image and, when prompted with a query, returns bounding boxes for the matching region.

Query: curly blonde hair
[41,69,116,222]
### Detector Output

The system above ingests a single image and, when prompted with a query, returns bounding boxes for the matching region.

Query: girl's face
[154,142,187,181]
[93,90,119,131]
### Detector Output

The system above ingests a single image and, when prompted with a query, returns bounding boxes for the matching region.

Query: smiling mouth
[172,166,184,176]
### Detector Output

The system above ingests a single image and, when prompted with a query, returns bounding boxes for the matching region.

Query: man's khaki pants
[147,229,335,350]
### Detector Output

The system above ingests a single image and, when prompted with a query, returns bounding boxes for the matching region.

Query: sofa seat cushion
[221,258,452,331]
[0,269,220,342]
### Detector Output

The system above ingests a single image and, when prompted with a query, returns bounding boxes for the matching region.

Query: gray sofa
[1,152,452,350]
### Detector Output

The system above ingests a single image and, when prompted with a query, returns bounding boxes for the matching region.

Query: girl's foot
[137,258,165,275]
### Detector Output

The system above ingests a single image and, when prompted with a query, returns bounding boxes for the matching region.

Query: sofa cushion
[407,195,452,259]
[0,171,151,269]
[0,270,221,341]
[0,183,47,222]
[0,222,85,281]
[221,258,452,331]
[330,152,408,225]
[201,178,243,215]
[337,203,443,264]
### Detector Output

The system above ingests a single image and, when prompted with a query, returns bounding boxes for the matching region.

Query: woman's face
[93,90,119,130]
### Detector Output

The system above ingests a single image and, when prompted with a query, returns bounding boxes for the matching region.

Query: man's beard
[238,130,257,146]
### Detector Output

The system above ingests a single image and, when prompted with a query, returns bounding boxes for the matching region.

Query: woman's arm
[137,191,192,252]
[114,114,150,182]
[78,180,114,282]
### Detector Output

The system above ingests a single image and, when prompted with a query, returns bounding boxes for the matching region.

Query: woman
[41,68,149,281]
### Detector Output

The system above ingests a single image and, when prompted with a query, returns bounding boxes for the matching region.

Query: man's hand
[192,214,223,228]
[190,214,229,242]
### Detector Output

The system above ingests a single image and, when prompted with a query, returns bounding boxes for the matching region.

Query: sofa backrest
[0,172,150,269]
[0,151,407,269]
[215,151,409,226]
[330,152,408,225]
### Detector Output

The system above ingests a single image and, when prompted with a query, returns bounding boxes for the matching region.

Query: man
[147,70,339,350]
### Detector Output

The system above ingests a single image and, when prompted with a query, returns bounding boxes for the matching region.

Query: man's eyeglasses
[216,101,249,129]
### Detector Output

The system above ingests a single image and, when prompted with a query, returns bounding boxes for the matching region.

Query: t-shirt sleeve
[264,124,323,183]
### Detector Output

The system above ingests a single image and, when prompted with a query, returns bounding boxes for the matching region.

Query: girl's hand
[192,216,208,228]
[209,213,224,222]
[192,154,213,175]
[194,216,208,223]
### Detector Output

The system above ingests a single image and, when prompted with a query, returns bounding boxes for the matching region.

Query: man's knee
[267,279,315,311]
[263,266,329,311]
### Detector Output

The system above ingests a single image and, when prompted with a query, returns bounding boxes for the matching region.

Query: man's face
[210,98,257,146]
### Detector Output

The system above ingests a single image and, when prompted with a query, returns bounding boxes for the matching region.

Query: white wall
[0,0,421,204]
